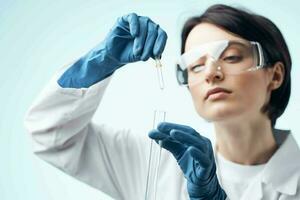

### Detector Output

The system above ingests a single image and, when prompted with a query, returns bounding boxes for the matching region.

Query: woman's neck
[214,116,278,165]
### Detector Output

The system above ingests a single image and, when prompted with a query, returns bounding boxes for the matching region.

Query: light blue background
[1,0,299,199]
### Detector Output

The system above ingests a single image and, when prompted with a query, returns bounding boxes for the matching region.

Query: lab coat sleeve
[24,65,149,200]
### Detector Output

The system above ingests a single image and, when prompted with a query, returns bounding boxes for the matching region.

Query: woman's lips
[207,91,231,100]
[205,87,232,100]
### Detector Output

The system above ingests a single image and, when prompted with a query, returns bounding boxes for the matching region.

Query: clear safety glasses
[176,39,269,87]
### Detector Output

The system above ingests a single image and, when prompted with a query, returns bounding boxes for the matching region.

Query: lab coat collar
[261,128,300,196]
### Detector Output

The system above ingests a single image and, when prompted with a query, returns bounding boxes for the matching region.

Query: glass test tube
[155,58,164,90]
[145,58,166,200]
[145,110,166,200]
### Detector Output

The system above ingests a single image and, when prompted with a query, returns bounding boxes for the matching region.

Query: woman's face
[185,23,274,123]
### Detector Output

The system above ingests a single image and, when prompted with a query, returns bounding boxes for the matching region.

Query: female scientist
[24,4,300,200]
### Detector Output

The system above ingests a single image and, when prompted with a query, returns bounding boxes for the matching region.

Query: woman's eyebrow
[224,44,249,53]
[229,41,250,48]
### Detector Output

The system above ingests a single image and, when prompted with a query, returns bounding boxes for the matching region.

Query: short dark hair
[180,4,292,128]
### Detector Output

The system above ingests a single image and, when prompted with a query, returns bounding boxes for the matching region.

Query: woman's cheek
[189,88,205,114]
[237,76,265,110]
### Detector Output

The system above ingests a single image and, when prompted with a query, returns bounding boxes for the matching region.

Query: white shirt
[24,66,300,200]
[216,151,266,199]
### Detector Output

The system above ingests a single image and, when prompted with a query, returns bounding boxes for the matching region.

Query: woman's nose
[203,59,224,83]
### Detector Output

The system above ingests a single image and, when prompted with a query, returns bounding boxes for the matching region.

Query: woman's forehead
[185,23,245,52]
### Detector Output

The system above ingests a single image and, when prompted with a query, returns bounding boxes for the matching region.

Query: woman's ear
[267,61,285,91]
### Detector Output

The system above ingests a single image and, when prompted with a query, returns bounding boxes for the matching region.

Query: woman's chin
[198,105,244,122]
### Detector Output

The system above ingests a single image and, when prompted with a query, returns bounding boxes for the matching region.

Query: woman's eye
[223,55,242,63]
[190,65,205,73]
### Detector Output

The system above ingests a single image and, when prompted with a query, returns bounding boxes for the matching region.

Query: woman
[24,4,300,200]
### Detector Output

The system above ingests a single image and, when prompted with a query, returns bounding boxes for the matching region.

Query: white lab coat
[24,66,300,200]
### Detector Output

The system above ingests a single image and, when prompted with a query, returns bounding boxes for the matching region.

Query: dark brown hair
[181,4,292,128]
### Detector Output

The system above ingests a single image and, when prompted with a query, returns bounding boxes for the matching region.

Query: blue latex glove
[58,13,167,88]
[148,122,227,200]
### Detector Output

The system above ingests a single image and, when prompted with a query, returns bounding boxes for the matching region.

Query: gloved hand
[58,13,167,88]
[148,122,227,200]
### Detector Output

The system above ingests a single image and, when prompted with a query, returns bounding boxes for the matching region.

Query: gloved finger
[153,27,167,58]
[187,147,213,182]
[160,138,187,161]
[148,129,169,140]
[140,21,158,61]
[170,129,209,153]
[157,122,198,137]
[148,129,186,160]
[122,13,139,37]
[177,146,211,182]
[188,146,211,168]
[133,16,148,57]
